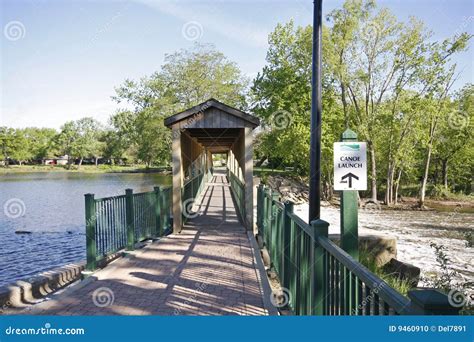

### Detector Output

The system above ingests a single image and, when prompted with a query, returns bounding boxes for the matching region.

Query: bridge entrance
[164,99,260,233]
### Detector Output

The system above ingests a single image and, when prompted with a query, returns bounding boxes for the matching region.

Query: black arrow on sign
[341,172,359,188]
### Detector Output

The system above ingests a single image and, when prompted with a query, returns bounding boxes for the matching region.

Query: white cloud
[134,0,269,48]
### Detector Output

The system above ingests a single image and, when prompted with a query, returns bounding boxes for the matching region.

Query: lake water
[0,172,171,287]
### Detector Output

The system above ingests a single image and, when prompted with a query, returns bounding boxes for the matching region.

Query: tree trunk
[369,142,378,202]
[327,170,334,200]
[95,157,99,167]
[419,144,433,207]
[394,169,402,205]
[341,83,349,127]
[78,158,83,169]
[385,163,393,205]
[442,159,448,190]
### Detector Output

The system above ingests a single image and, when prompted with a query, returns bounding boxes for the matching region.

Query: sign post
[334,129,367,261]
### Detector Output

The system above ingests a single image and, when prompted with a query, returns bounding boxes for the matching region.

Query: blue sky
[1,0,473,129]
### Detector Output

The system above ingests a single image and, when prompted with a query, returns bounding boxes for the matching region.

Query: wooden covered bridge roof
[164,99,260,154]
[164,98,259,128]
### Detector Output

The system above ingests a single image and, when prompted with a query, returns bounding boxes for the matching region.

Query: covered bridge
[164,99,260,233]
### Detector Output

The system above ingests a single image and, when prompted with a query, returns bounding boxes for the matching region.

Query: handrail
[256,184,455,316]
[227,168,245,223]
[316,235,412,314]
[85,186,172,271]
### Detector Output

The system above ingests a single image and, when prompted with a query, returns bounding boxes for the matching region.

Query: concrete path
[25,171,269,316]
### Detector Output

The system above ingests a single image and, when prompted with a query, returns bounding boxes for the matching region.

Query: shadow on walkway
[21,169,268,316]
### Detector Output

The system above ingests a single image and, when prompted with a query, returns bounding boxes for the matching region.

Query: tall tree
[417,33,471,207]
[111,44,249,166]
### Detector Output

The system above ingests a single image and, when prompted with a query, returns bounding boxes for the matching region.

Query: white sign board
[334,142,367,191]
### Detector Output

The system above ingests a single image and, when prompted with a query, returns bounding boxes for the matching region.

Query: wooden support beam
[172,128,183,233]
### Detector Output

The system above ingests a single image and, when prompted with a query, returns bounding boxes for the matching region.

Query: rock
[264,175,310,205]
[329,234,397,268]
[360,235,397,267]
[261,248,271,267]
[384,258,421,287]
[267,269,278,280]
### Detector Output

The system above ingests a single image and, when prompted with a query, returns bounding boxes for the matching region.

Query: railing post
[257,184,263,234]
[85,193,97,271]
[340,129,359,261]
[125,188,135,250]
[154,186,162,237]
[270,191,280,263]
[265,188,272,249]
[161,188,168,232]
[282,201,294,290]
[311,219,329,315]
[407,289,462,315]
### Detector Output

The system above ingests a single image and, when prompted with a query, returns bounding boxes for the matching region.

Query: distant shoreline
[0,165,171,174]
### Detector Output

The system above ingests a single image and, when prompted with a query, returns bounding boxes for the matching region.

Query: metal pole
[309,0,323,223]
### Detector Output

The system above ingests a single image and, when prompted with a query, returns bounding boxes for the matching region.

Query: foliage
[422,243,473,313]
[251,0,472,202]
[1,1,473,204]
[110,43,248,166]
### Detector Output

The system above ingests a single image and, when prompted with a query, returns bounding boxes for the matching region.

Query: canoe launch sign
[333,142,367,191]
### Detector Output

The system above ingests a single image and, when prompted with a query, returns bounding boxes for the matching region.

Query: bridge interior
[164,99,260,233]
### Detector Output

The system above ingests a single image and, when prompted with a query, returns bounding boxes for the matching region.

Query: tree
[111,44,249,166]
[74,117,103,167]
[417,33,471,207]
[9,129,32,165]
[56,121,79,168]
[325,1,436,202]
[253,0,471,204]
[26,127,58,161]
[0,127,16,166]
[434,84,473,191]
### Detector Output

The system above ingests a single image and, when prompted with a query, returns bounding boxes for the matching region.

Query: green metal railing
[85,186,172,271]
[181,170,212,223]
[227,168,245,222]
[257,184,459,316]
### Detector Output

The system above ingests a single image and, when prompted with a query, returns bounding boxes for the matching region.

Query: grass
[253,166,294,177]
[359,248,413,296]
[383,183,473,201]
[0,164,170,174]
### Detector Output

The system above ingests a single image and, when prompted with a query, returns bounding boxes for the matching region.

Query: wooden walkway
[25,171,269,315]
